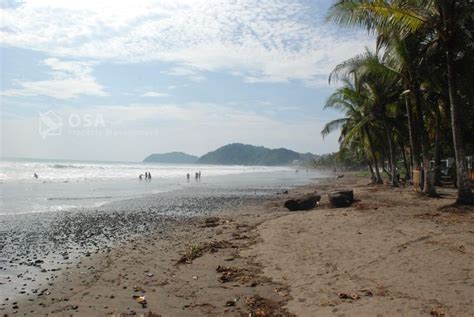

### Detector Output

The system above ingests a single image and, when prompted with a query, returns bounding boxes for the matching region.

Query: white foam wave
[0,159,292,183]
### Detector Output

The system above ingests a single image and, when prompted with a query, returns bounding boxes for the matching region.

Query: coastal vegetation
[322,0,474,204]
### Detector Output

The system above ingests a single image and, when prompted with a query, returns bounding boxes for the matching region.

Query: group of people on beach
[139,171,152,180]
[186,171,201,182]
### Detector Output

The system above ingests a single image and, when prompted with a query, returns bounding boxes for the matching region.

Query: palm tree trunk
[385,126,398,186]
[405,95,420,173]
[400,141,410,182]
[445,40,474,204]
[412,83,437,196]
[366,129,383,184]
[368,161,376,184]
[434,107,442,186]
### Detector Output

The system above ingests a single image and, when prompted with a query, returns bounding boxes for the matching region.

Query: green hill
[196,143,317,166]
[143,152,198,164]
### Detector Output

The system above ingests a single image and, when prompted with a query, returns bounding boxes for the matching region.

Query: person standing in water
[33,173,38,179]
[186,173,190,181]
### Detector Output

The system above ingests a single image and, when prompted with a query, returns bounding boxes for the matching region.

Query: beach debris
[133,285,145,293]
[244,295,294,317]
[142,312,162,317]
[192,276,198,280]
[177,244,207,264]
[336,292,360,300]
[328,189,354,208]
[284,194,321,211]
[177,240,234,264]
[430,307,445,316]
[217,265,240,283]
[360,289,373,297]
[274,287,290,297]
[202,216,220,228]
[225,299,237,307]
[132,295,147,308]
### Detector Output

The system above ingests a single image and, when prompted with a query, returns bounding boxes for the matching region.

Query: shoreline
[3,175,474,316]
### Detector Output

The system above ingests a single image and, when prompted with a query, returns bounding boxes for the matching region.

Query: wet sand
[2,175,474,316]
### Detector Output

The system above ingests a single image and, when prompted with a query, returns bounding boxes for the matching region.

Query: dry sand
[5,176,474,316]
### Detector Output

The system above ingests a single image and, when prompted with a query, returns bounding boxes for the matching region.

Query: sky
[0,0,374,162]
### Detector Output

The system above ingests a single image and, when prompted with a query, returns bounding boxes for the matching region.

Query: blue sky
[0,0,373,162]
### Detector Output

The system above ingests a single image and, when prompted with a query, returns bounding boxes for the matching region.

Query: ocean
[0,158,324,215]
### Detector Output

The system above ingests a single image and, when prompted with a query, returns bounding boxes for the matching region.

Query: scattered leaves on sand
[177,241,234,264]
[132,295,147,308]
[225,299,237,307]
[438,203,474,213]
[414,212,441,219]
[177,244,208,264]
[142,312,162,317]
[430,307,445,316]
[244,295,295,317]
[336,292,360,300]
[360,289,373,297]
[216,265,240,283]
[182,302,215,310]
[274,287,290,297]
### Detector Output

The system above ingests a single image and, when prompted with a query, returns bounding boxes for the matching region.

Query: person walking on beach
[33,173,38,179]
[198,171,201,179]
[186,173,190,181]
[147,172,152,179]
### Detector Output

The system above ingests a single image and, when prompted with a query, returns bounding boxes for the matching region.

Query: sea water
[0,158,325,215]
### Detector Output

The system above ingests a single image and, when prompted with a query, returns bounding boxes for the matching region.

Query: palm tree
[321,76,384,183]
[329,49,408,186]
[327,0,473,203]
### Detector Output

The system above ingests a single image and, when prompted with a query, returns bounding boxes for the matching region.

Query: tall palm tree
[329,50,408,186]
[327,0,473,203]
[322,76,384,183]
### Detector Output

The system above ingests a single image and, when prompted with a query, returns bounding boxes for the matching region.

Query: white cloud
[141,91,169,97]
[1,58,106,99]
[161,67,206,82]
[0,0,374,86]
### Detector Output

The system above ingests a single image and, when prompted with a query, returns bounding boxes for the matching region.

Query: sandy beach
[3,175,474,316]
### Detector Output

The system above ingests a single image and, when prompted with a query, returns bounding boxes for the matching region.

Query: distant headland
[143,143,319,166]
